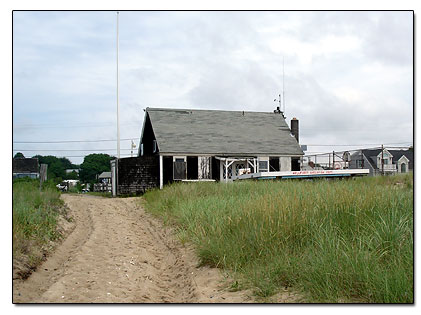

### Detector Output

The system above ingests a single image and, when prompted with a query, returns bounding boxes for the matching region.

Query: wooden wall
[116,156,159,195]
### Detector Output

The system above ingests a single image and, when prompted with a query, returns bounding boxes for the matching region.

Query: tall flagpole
[282,57,285,116]
[116,12,120,159]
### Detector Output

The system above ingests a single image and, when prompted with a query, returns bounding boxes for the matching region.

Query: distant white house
[94,172,112,193]
[349,148,413,175]
[98,171,112,184]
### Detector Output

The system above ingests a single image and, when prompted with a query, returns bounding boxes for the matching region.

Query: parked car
[56,183,68,192]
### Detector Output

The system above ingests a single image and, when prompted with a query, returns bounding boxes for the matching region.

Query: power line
[13,138,140,144]
[13,123,140,130]
[305,141,412,147]
[34,154,134,158]
[13,121,140,129]
[13,149,134,152]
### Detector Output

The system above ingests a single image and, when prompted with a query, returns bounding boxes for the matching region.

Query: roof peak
[146,107,284,115]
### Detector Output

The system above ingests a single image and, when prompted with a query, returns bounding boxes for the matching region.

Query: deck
[231,169,370,181]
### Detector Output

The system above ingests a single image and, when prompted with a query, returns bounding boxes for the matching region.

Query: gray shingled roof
[98,172,111,179]
[13,158,39,173]
[145,108,303,156]
[362,148,413,170]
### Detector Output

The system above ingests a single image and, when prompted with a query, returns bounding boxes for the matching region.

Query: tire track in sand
[13,195,253,303]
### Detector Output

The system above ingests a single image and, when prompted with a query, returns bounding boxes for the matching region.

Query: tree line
[13,152,115,184]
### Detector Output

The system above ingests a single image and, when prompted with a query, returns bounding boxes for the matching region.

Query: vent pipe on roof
[291,118,299,143]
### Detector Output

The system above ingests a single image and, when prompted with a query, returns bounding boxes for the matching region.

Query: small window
[259,161,269,172]
[153,140,157,153]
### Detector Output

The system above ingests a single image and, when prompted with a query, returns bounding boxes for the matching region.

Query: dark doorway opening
[187,156,198,179]
[269,157,280,172]
[163,156,173,185]
[291,158,300,171]
[211,157,219,180]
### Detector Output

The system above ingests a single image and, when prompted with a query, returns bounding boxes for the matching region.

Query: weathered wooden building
[111,107,303,195]
[13,158,39,179]
[139,107,304,189]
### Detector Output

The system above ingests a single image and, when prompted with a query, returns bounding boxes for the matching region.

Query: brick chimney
[291,118,299,143]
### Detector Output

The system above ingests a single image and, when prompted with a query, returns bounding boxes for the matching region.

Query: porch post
[159,155,163,189]
[225,160,228,183]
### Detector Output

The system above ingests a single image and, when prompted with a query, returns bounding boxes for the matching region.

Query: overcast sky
[12,10,413,164]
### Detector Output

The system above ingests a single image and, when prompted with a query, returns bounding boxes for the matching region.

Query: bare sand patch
[13,194,254,303]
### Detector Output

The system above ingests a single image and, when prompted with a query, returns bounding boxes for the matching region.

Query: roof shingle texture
[98,172,112,179]
[13,158,39,173]
[146,108,303,156]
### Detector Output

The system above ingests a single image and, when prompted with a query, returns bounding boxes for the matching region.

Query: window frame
[258,157,269,173]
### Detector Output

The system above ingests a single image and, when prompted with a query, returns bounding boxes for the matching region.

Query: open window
[269,157,280,171]
[187,156,198,179]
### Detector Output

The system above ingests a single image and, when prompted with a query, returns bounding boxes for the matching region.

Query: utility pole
[116,11,120,159]
[381,144,384,175]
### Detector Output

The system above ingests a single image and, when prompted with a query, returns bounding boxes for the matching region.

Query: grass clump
[143,173,413,303]
[13,178,66,279]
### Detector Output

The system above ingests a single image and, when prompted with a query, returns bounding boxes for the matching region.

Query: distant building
[349,148,413,175]
[94,171,112,193]
[65,169,80,174]
[13,158,39,179]
[98,171,111,184]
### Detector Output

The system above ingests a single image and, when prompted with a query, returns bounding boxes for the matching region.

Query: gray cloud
[13,11,413,164]
[362,12,413,66]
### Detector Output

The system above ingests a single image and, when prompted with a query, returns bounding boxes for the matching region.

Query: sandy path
[13,194,253,303]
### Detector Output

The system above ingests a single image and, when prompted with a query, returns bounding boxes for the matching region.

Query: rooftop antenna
[274,94,282,111]
[274,57,286,119]
[131,139,136,157]
[116,11,120,159]
[273,94,285,118]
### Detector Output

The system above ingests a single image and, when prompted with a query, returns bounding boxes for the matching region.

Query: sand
[13,194,254,303]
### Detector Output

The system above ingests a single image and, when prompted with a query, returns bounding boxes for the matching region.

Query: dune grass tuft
[13,178,65,278]
[143,173,413,303]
